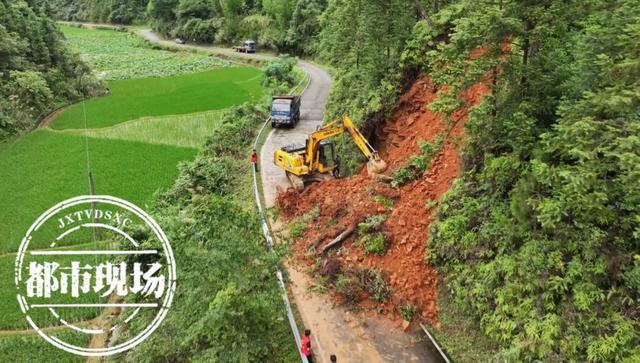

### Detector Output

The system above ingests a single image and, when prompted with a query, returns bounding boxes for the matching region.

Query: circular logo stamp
[14,195,176,356]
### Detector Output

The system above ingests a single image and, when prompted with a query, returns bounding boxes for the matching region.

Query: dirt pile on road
[277,76,490,326]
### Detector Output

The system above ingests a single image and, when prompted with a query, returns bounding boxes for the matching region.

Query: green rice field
[63,109,226,148]
[0,330,88,362]
[51,67,262,129]
[0,23,265,343]
[0,130,197,253]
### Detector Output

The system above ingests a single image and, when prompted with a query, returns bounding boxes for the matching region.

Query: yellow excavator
[273,116,387,190]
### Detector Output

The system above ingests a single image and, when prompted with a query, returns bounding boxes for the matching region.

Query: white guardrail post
[420,323,451,363]
[252,70,309,363]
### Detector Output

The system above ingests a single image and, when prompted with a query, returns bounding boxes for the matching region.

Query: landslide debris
[277,76,490,325]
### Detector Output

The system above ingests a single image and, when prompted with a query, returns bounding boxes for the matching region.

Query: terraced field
[0,24,265,360]
[51,67,262,129]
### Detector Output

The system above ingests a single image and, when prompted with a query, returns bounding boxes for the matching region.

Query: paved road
[260,61,332,207]
[138,29,441,363]
[137,28,330,207]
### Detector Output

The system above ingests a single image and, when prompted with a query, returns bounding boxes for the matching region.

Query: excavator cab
[317,140,336,172]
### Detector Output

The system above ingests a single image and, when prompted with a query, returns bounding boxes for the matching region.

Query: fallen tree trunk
[321,226,356,254]
[309,233,327,250]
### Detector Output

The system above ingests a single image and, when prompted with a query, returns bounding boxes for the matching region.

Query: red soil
[277,76,490,326]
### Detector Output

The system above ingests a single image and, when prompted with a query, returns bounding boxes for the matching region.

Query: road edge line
[251,69,310,363]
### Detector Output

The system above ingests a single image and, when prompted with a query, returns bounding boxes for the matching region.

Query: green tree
[286,0,324,54]
[318,0,418,174]
[147,0,179,35]
[0,0,99,139]
[117,105,298,362]
[425,0,640,360]
[176,0,212,19]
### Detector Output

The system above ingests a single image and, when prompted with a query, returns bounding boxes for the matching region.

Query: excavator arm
[304,120,343,166]
[305,116,386,174]
[342,116,379,160]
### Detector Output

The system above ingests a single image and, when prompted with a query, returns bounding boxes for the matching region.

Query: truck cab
[244,40,256,53]
[271,96,301,128]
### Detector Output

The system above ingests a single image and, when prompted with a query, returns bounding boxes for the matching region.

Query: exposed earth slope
[277,76,490,324]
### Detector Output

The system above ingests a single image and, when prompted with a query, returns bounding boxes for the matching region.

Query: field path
[0,323,88,336]
[139,30,440,363]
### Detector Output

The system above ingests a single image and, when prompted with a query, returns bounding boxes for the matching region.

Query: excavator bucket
[366,156,387,175]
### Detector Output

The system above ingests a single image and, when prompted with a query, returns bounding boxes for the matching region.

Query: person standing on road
[251,149,258,172]
[301,329,313,363]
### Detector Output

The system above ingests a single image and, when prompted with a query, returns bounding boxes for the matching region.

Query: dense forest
[2,0,638,360]
[44,0,148,25]
[0,0,100,139]
[46,0,325,53]
[419,1,640,361]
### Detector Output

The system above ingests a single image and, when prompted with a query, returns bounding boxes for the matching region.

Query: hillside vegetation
[113,104,299,362]
[321,0,640,361]
[43,0,148,25]
[0,0,101,139]
[279,0,640,361]
[423,1,640,361]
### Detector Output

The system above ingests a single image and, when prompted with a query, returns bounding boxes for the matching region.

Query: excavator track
[306,172,334,184]
[286,172,305,191]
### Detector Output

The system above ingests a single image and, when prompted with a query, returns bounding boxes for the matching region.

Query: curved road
[138,29,330,207]
[138,29,439,363]
[260,61,332,206]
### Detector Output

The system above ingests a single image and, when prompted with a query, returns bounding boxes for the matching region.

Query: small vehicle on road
[234,40,256,53]
[271,96,301,128]
[175,38,186,44]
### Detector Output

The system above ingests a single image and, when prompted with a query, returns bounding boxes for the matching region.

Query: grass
[62,109,226,148]
[288,206,320,241]
[0,130,196,253]
[51,68,264,130]
[0,329,89,362]
[359,233,386,255]
[370,194,394,211]
[61,25,230,81]
[431,285,499,362]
